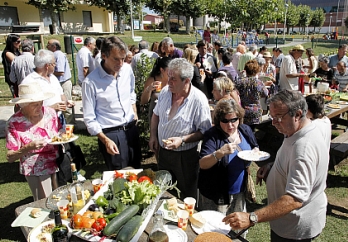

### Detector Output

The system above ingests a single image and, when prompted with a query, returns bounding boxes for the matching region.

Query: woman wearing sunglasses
[198,99,259,237]
[2,34,21,97]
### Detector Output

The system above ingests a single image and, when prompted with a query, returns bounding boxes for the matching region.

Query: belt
[102,120,137,132]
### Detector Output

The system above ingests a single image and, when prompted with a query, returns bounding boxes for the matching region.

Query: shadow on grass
[0,196,32,241]
[327,173,348,188]
[0,161,26,184]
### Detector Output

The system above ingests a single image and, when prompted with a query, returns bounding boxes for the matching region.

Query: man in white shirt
[279,45,308,91]
[131,40,158,77]
[149,58,212,199]
[76,37,96,86]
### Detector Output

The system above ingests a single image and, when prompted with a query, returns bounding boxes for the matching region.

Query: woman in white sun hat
[6,82,61,201]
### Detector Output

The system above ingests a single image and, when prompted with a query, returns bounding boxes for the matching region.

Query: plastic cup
[92,178,103,194]
[155,82,162,92]
[199,68,205,76]
[57,199,69,220]
[177,210,189,230]
[184,197,196,216]
[65,124,74,138]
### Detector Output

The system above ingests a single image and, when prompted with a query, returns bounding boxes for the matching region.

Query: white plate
[338,101,348,105]
[27,219,71,242]
[191,210,230,235]
[164,224,188,242]
[158,199,185,222]
[237,150,270,162]
[48,135,78,145]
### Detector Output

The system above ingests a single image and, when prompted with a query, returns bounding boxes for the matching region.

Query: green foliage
[26,0,77,12]
[134,54,156,150]
[310,8,326,30]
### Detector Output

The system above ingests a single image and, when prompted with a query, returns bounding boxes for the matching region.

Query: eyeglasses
[268,111,290,123]
[220,117,239,124]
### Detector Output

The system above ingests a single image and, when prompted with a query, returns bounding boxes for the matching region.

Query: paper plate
[164,224,188,242]
[237,150,270,162]
[48,135,78,145]
[191,210,230,235]
[27,219,71,242]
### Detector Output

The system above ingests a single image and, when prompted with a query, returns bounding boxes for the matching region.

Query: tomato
[71,214,83,229]
[114,170,124,179]
[138,176,152,183]
[127,173,138,182]
[81,217,95,229]
[92,218,107,232]
[92,211,104,220]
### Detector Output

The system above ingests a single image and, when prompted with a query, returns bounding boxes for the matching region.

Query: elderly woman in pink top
[6,82,61,201]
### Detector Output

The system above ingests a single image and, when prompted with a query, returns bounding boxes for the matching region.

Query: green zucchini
[116,215,143,242]
[103,205,139,236]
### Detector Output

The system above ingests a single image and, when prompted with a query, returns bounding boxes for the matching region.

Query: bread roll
[194,232,231,242]
[162,139,172,145]
[30,208,41,218]
[189,213,206,228]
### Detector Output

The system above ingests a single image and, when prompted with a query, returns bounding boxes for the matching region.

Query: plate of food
[338,101,348,105]
[327,103,340,109]
[190,210,230,235]
[48,134,78,145]
[27,219,71,242]
[237,149,270,162]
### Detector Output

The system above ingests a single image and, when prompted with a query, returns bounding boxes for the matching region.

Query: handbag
[235,145,257,203]
[56,142,86,186]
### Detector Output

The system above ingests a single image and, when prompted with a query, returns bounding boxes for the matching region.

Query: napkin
[11,207,50,228]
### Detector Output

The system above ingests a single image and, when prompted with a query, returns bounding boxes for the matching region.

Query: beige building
[0,0,113,33]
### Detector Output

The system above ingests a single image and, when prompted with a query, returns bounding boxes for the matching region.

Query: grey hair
[138,40,149,50]
[255,57,266,66]
[127,50,132,56]
[319,56,329,64]
[34,49,54,68]
[21,39,34,52]
[337,61,347,67]
[267,90,308,118]
[213,78,224,96]
[249,45,257,52]
[84,36,96,46]
[162,37,174,46]
[168,58,193,81]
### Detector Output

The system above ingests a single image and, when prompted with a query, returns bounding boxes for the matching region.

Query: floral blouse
[235,76,268,125]
[6,106,60,176]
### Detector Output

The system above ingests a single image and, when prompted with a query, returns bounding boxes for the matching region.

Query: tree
[26,0,77,34]
[146,0,175,33]
[284,2,300,34]
[310,8,325,32]
[297,5,312,33]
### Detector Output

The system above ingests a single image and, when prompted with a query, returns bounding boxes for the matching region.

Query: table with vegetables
[14,168,200,242]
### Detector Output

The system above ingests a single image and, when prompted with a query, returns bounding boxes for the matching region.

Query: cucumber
[116,215,143,242]
[103,205,139,236]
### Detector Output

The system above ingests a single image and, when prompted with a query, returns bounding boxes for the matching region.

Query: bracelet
[212,151,220,162]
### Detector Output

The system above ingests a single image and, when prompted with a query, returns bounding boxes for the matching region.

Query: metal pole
[70,35,76,86]
[283,4,289,40]
[329,14,332,33]
[337,0,341,28]
[130,0,134,39]
[275,7,278,37]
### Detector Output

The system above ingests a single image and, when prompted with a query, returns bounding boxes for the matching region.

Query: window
[0,6,19,26]
[83,11,92,28]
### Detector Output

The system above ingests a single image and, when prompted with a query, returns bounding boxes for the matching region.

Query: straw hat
[292,44,305,51]
[9,82,54,104]
[263,51,272,58]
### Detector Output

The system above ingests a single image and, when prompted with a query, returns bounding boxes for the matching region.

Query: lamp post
[275,7,278,37]
[130,0,134,39]
[329,13,332,33]
[283,3,289,40]
[336,0,341,28]
[306,14,310,37]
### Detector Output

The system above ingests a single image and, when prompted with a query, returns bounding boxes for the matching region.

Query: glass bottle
[148,211,169,242]
[71,163,78,183]
[51,210,69,242]
[72,183,85,214]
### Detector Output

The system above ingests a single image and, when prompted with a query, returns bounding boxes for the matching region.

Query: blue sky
[144,7,155,14]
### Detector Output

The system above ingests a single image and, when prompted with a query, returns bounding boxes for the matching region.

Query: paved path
[0,101,86,138]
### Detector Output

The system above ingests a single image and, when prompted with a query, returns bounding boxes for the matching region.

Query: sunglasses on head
[15,40,21,43]
[220,117,239,124]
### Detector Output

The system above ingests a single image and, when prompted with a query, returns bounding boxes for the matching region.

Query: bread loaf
[30,208,41,218]
[194,232,231,242]
[189,213,206,228]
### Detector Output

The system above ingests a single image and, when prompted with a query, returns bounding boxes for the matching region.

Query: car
[123,24,131,31]
[277,29,283,34]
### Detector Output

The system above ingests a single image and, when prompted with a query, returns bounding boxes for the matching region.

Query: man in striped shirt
[149,58,212,199]
[334,61,348,92]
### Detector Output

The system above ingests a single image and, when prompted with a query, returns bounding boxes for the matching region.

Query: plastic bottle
[148,211,168,242]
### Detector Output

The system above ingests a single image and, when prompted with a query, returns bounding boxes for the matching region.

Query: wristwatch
[181,137,185,147]
[249,212,258,225]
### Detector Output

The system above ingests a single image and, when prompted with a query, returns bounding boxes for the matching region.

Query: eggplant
[104,207,116,215]
[88,203,100,211]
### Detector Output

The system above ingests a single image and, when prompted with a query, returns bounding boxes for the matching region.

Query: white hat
[9,82,55,104]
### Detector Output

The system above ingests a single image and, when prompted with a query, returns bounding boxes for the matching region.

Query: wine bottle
[71,163,78,183]
[51,210,69,242]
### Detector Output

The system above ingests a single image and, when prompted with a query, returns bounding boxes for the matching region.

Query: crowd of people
[4,32,345,241]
